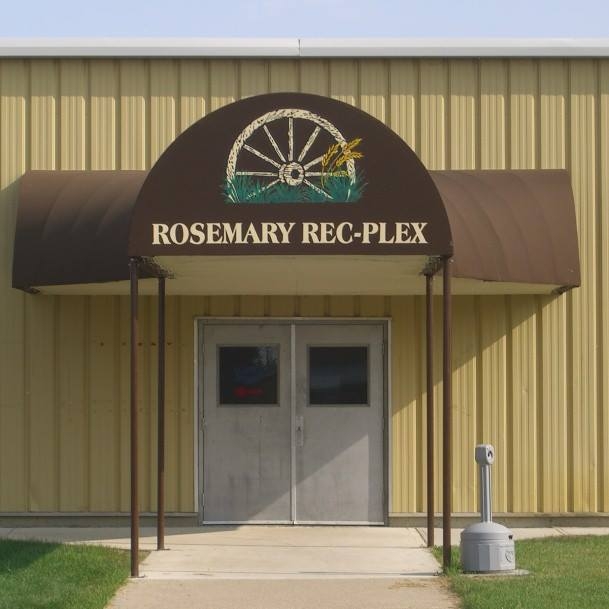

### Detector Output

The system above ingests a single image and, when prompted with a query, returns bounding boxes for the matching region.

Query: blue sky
[2,0,608,38]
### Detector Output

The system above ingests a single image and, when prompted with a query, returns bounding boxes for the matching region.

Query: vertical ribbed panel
[449,61,477,170]
[451,298,478,512]
[89,61,117,170]
[177,297,197,512]
[57,60,89,512]
[0,58,606,516]
[269,60,299,92]
[539,60,569,512]
[420,60,447,170]
[240,59,268,98]
[389,60,418,152]
[329,60,357,106]
[58,298,88,511]
[300,60,328,96]
[60,60,87,170]
[88,297,119,511]
[480,60,507,169]
[150,60,178,165]
[120,60,148,170]
[600,61,609,513]
[510,60,537,169]
[569,60,599,512]
[507,60,540,512]
[0,61,27,511]
[179,60,208,131]
[360,60,387,123]
[210,60,237,111]
[479,298,508,512]
[390,296,421,512]
[509,296,539,512]
[27,60,58,511]
[118,297,130,512]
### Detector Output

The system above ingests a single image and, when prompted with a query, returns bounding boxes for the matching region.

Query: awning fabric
[12,168,580,294]
[430,169,580,289]
[12,170,157,291]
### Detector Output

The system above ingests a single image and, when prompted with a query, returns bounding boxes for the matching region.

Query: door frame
[194,317,391,525]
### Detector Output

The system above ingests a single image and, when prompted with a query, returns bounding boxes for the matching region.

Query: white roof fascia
[0,37,609,58]
[0,37,300,57]
[300,38,609,57]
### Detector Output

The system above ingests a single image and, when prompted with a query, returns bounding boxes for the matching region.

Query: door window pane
[219,346,279,405]
[309,346,368,405]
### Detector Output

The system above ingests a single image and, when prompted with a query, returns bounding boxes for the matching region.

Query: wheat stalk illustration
[321,138,363,186]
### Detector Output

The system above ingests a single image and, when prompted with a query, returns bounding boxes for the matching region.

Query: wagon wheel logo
[224,108,365,203]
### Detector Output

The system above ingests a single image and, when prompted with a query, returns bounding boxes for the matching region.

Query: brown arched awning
[430,169,580,289]
[12,170,159,292]
[11,93,580,295]
[12,168,580,295]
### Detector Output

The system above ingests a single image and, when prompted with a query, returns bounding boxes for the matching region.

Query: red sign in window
[233,386,264,398]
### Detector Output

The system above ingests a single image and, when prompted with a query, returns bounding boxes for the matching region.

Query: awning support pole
[129,257,140,578]
[157,276,166,551]
[442,257,453,569]
[425,272,434,548]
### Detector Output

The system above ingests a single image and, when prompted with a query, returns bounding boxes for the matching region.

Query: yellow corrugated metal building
[0,39,607,523]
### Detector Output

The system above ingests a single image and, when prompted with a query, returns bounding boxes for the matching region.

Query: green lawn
[0,538,134,609]
[434,535,609,609]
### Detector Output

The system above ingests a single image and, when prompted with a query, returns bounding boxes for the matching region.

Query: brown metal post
[129,258,140,578]
[425,273,435,548]
[157,276,166,551]
[442,257,453,569]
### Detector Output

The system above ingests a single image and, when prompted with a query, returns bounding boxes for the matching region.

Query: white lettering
[302,222,320,244]
[362,222,379,244]
[189,222,206,245]
[319,222,336,244]
[276,222,296,244]
[261,222,280,244]
[336,222,354,244]
[152,223,171,245]
[411,222,428,244]
[243,223,262,244]
[207,222,222,244]
[379,222,395,244]
[223,222,242,244]
[151,221,430,247]
[394,222,411,244]
[169,223,189,245]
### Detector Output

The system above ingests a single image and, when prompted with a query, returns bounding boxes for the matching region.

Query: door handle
[295,416,304,447]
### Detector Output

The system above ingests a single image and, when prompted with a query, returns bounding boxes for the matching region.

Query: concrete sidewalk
[1,525,458,608]
[0,525,441,579]
[2,525,607,609]
[138,526,440,580]
[108,578,458,609]
[108,526,454,609]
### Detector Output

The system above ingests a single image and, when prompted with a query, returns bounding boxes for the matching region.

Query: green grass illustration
[223,172,366,204]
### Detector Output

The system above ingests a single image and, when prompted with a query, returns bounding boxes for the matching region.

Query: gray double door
[200,322,384,524]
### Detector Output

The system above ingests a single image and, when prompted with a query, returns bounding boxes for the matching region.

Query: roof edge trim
[1,37,609,58]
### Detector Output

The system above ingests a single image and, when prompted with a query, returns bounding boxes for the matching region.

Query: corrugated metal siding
[0,58,607,515]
